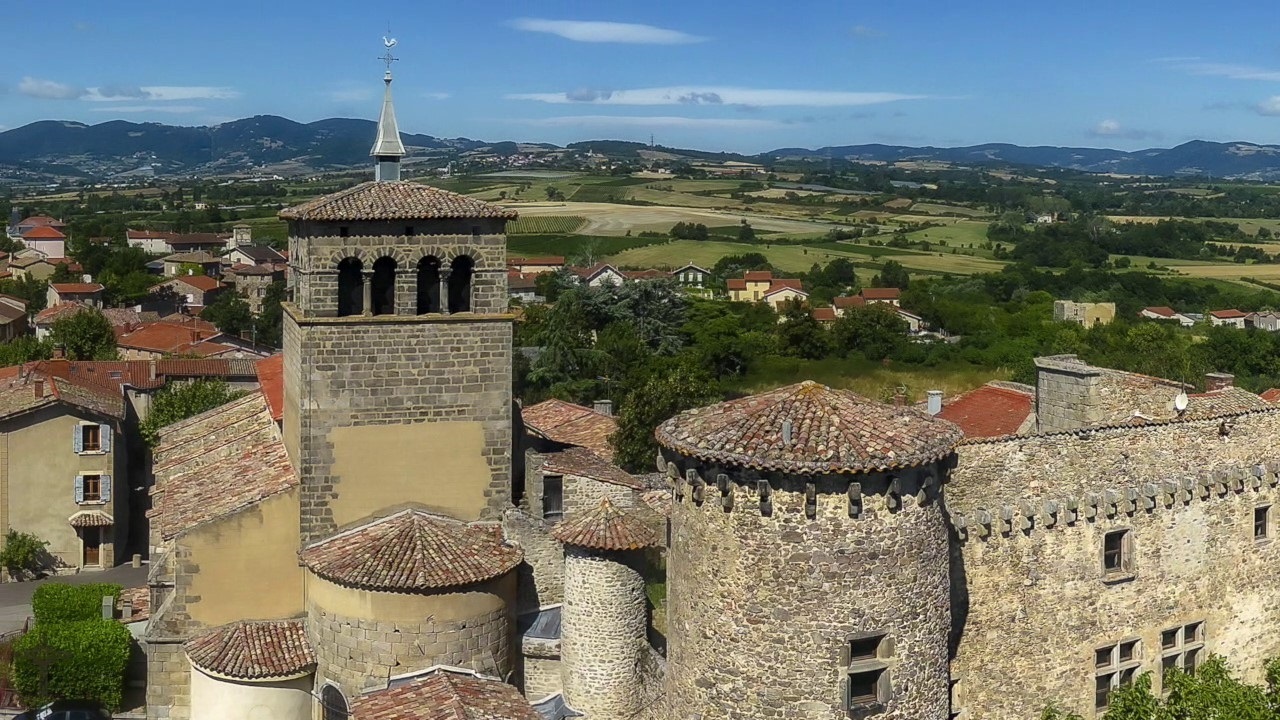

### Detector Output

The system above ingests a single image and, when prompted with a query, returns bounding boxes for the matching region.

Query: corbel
[1084,493,1100,520]
[998,505,1013,535]
[1064,496,1079,524]
[1018,500,1035,531]
[804,481,818,519]
[688,469,705,505]
[757,479,772,516]
[975,509,992,539]
[1043,500,1059,528]
[847,482,863,519]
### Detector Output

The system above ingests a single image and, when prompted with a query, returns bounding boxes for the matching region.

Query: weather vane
[381,32,399,73]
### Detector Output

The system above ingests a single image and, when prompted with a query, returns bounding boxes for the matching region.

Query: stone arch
[320,683,348,720]
[417,255,442,314]
[371,256,397,316]
[336,257,363,317]
[447,254,474,313]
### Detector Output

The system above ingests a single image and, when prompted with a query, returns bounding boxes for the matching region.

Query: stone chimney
[1034,355,1104,433]
[593,399,613,416]
[52,345,65,360]
[1205,372,1234,392]
[926,390,944,416]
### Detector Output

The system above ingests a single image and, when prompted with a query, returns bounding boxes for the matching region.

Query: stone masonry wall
[523,655,563,701]
[289,313,512,542]
[562,548,649,719]
[503,508,564,613]
[948,409,1280,719]
[307,599,511,699]
[145,641,191,720]
[664,458,953,720]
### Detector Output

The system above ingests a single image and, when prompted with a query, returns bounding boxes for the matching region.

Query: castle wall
[948,409,1280,719]
[561,548,649,719]
[145,642,191,720]
[664,461,952,720]
[304,571,515,698]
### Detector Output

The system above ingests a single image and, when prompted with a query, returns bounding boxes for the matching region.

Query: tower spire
[371,35,406,182]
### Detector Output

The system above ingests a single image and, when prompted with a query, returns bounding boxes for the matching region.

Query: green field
[507,234,665,258]
[898,219,993,249]
[909,202,992,218]
[505,216,586,235]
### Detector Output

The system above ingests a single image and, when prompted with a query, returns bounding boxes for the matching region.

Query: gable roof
[185,619,314,680]
[116,320,222,355]
[833,295,866,309]
[521,398,617,460]
[22,226,65,240]
[726,278,747,291]
[351,669,540,720]
[743,270,773,282]
[279,181,518,222]
[542,446,643,489]
[0,368,124,421]
[671,263,711,275]
[1210,308,1247,319]
[18,216,61,228]
[764,279,806,297]
[1141,306,1177,318]
[861,287,902,300]
[299,508,522,592]
[50,283,104,294]
[162,250,220,264]
[811,307,837,322]
[34,302,88,326]
[157,275,223,293]
[231,245,286,263]
[936,382,1035,438]
[149,393,296,540]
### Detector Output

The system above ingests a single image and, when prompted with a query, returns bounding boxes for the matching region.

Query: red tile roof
[1142,306,1177,318]
[185,619,315,680]
[623,269,667,280]
[861,287,902,300]
[256,354,284,421]
[162,274,223,292]
[764,279,806,297]
[812,307,837,322]
[726,278,747,291]
[656,380,963,475]
[0,369,124,421]
[1210,309,1247,319]
[21,226,65,240]
[116,320,222,355]
[833,295,866,309]
[743,270,773,282]
[50,283,104,294]
[279,181,518,221]
[118,586,150,623]
[1262,388,1280,403]
[936,383,1035,438]
[542,446,643,489]
[299,509,522,591]
[351,669,540,720]
[508,256,565,266]
[551,497,659,551]
[33,302,89,325]
[521,398,617,460]
[149,393,296,540]
[19,216,61,227]
[127,230,180,241]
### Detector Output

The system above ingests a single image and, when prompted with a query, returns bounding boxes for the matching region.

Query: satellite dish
[383,36,398,49]
[1173,392,1189,413]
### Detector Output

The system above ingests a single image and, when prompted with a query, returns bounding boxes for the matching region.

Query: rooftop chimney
[592,399,613,416]
[892,388,907,407]
[781,420,793,446]
[149,359,158,382]
[33,379,43,399]
[52,345,65,360]
[926,390,944,416]
[1205,372,1234,392]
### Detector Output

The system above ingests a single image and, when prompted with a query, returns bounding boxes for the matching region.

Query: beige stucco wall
[305,572,507,623]
[328,421,491,524]
[3,406,124,570]
[183,490,303,627]
[189,666,311,720]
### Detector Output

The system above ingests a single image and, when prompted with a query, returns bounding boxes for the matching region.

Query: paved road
[0,565,149,633]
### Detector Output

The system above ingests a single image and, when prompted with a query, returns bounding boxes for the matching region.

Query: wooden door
[82,527,101,566]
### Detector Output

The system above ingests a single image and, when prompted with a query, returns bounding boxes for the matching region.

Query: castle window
[1102,529,1133,578]
[1160,621,1205,691]
[448,255,474,313]
[371,257,396,316]
[321,683,348,720]
[1255,505,1271,540]
[1094,639,1141,711]
[842,632,892,713]
[336,258,363,317]
[542,474,563,522]
[417,256,441,314]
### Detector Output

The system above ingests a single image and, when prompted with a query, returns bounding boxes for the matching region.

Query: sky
[5,0,1280,153]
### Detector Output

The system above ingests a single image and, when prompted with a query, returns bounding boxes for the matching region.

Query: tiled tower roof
[278,181,517,222]
[300,508,522,591]
[184,619,314,680]
[551,497,659,551]
[656,380,963,475]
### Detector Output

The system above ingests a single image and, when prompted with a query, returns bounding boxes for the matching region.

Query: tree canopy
[49,308,117,361]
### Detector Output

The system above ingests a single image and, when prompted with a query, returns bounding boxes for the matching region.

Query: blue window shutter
[74,476,84,503]
[101,475,112,503]
[99,425,111,454]
[72,425,83,453]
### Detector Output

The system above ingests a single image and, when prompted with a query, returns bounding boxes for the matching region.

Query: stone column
[439,268,452,314]
[361,270,373,316]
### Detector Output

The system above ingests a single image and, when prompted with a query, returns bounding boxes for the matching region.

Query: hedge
[32,583,123,624]
[13,619,131,710]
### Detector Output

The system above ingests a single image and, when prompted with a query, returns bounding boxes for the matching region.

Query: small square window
[1184,623,1202,644]
[849,636,882,662]
[847,668,884,706]
[1103,529,1130,574]
[1256,506,1271,539]
[1095,647,1113,668]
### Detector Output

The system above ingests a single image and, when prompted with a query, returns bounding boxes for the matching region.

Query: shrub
[13,619,131,710]
[32,583,122,624]
[0,531,51,581]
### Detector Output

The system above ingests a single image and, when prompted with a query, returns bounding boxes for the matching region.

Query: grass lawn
[897,219,992,249]
[726,356,1011,402]
[606,239,865,272]
[908,202,993,218]
[507,234,665,258]
[882,251,1008,275]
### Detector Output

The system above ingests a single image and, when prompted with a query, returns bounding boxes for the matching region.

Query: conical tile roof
[278,181,517,222]
[300,508,522,591]
[551,497,659,551]
[184,619,314,680]
[655,380,962,475]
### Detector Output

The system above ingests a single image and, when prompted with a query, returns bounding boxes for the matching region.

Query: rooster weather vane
[381,35,399,72]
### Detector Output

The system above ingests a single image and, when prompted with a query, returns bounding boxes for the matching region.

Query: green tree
[775,300,831,360]
[611,357,718,472]
[832,304,909,361]
[875,260,911,290]
[140,379,245,446]
[254,280,287,348]
[49,308,117,360]
[738,219,757,243]
[0,530,51,580]
[203,291,254,338]
[529,290,601,389]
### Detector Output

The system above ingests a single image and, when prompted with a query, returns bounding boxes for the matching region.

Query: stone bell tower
[278,43,518,543]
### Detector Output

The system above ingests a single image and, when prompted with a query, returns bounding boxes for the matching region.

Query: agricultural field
[507,202,838,237]
[896,219,992,249]
[1106,215,1280,237]
[504,216,586,235]
[909,202,992,218]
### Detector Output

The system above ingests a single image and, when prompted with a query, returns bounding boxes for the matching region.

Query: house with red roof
[728,270,775,302]
[1209,308,1248,329]
[146,275,226,315]
[10,215,65,238]
[568,262,627,288]
[859,286,902,306]
[126,229,230,255]
[46,282,104,310]
[21,225,67,259]
[762,278,809,311]
[1139,306,1194,327]
[811,306,838,323]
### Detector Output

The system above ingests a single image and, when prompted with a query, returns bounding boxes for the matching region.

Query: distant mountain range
[4,115,1280,181]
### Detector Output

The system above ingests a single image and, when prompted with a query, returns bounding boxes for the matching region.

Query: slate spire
[371,37,406,182]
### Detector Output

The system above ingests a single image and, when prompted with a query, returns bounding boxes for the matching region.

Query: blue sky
[5,0,1280,153]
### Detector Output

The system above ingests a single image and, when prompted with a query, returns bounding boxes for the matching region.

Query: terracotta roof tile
[279,181,518,222]
[50,283,104,294]
[21,226,65,240]
[352,669,540,720]
[19,216,61,227]
[542,446,643,489]
[162,251,219,264]
[1142,306,1177,317]
[656,380,963,475]
[68,510,113,527]
[1261,388,1280,403]
[184,619,314,680]
[159,275,223,292]
[861,287,901,300]
[33,302,88,325]
[256,354,284,421]
[812,307,837,322]
[300,509,522,591]
[936,383,1034,438]
[522,399,617,460]
[149,393,295,540]
[0,370,124,420]
[1210,308,1247,319]
[507,256,565,266]
[1185,386,1272,417]
[743,270,773,282]
[833,295,866,309]
[551,497,659,551]
[117,320,221,354]
[118,586,150,623]
[726,278,747,291]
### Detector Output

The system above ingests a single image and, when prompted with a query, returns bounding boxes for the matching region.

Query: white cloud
[506,86,927,107]
[424,92,451,101]
[1088,119,1158,140]
[1256,97,1280,116]
[510,18,705,44]
[519,115,784,130]
[82,86,239,101]
[88,105,205,114]
[1165,60,1280,82]
[19,77,83,100]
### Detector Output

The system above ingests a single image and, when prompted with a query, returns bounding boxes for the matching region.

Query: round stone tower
[656,381,963,720]
[552,497,660,719]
